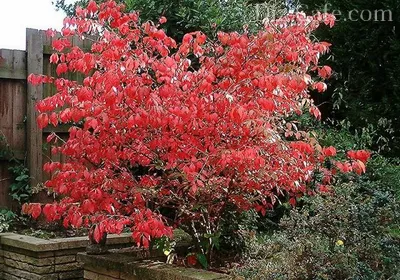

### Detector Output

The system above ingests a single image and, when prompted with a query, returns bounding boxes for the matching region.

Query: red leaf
[49,53,59,64]
[30,203,42,219]
[45,28,56,37]
[71,213,83,228]
[28,74,44,86]
[49,113,58,127]
[323,146,336,157]
[56,63,68,76]
[258,98,275,111]
[93,225,102,243]
[187,254,197,266]
[87,0,98,14]
[43,204,57,222]
[314,82,327,93]
[318,66,332,79]
[37,113,49,129]
[82,199,95,214]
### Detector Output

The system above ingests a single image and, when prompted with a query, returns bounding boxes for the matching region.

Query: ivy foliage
[0,134,32,204]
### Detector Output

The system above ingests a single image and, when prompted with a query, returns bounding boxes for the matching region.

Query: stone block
[55,261,81,272]
[3,250,55,266]
[85,265,120,278]
[3,271,29,280]
[120,272,140,280]
[58,269,84,279]
[2,244,54,258]
[1,235,59,252]
[55,248,83,256]
[4,258,54,274]
[55,254,76,264]
[84,270,119,280]
[2,266,57,280]
[51,237,89,250]
[0,233,132,254]
[127,261,232,280]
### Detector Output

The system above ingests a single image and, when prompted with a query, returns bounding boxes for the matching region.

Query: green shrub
[232,180,400,279]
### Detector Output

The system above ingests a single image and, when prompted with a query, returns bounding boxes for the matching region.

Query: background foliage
[53,0,287,39]
[299,0,400,156]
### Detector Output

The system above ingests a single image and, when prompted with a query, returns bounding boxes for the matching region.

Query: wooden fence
[0,28,91,210]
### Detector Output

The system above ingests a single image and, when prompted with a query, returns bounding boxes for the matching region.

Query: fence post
[26,29,43,189]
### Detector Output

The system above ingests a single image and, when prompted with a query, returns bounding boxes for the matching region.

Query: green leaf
[212,236,220,250]
[196,253,208,269]
[10,184,19,191]
[15,174,29,181]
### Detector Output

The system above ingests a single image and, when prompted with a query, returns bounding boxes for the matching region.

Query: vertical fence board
[0,78,26,210]
[26,29,44,190]
[0,80,14,210]
[11,80,27,159]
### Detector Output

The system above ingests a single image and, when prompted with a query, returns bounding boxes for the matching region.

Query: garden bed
[0,232,133,280]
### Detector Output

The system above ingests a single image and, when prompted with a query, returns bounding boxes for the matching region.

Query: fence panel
[0,49,27,210]
[0,29,91,208]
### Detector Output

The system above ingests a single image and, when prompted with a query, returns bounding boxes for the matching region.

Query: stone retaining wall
[0,233,133,280]
[77,250,242,280]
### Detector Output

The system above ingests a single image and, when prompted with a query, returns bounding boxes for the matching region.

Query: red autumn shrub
[25,0,369,261]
